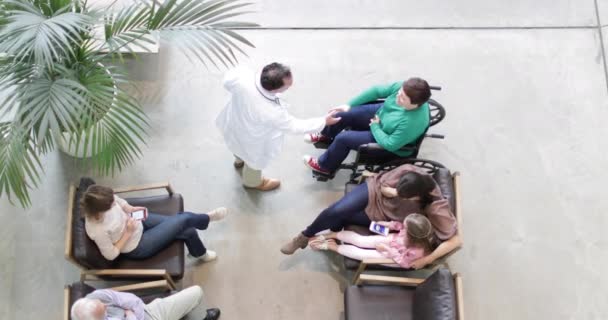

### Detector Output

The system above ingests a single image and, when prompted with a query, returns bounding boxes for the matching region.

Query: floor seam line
[594,0,608,94]
[232,26,599,31]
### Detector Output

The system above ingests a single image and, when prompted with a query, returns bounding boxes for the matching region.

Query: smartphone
[130,209,146,221]
[369,221,389,236]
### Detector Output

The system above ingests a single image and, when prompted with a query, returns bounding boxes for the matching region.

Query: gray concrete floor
[2,1,608,319]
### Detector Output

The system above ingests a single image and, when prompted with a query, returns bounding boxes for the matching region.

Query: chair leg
[352,262,368,285]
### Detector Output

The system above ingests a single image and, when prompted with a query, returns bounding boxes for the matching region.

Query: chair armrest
[65,185,76,262]
[454,273,465,320]
[110,279,174,292]
[113,182,174,196]
[357,274,424,287]
[80,269,176,290]
[453,172,463,240]
[361,258,396,264]
[352,258,399,284]
[64,287,70,320]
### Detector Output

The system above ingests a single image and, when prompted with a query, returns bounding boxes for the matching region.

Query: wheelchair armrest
[358,143,417,153]
[425,133,445,139]
[358,143,385,153]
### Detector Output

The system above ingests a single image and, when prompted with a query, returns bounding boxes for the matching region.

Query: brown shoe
[280,233,310,255]
[233,160,245,169]
[246,177,280,191]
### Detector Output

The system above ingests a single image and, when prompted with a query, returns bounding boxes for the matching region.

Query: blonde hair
[404,213,434,253]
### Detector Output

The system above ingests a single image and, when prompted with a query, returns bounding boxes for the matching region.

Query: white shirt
[85,195,143,260]
[216,67,325,170]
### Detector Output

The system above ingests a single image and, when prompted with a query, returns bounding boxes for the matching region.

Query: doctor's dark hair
[260,62,292,91]
[396,171,437,205]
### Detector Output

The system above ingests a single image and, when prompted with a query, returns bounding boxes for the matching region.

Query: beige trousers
[144,286,205,320]
[235,156,263,187]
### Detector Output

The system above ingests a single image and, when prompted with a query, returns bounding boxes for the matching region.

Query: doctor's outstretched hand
[325,110,342,125]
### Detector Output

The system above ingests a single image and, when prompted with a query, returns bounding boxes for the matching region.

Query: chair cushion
[432,168,456,214]
[71,178,185,279]
[413,268,457,320]
[68,282,96,309]
[72,178,113,270]
[345,285,415,320]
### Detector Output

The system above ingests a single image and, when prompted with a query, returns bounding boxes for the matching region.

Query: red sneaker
[304,133,331,144]
[303,155,331,174]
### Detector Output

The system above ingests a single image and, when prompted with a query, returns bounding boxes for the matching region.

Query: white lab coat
[216,67,325,170]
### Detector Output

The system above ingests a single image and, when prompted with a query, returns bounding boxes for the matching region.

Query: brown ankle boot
[280,233,310,255]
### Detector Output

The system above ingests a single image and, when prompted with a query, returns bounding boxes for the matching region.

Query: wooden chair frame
[353,272,465,320]
[64,181,176,280]
[64,279,174,320]
[352,172,463,283]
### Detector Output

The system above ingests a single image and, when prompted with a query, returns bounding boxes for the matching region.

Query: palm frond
[75,86,149,175]
[16,73,88,144]
[56,62,148,171]
[101,2,155,55]
[0,0,257,207]
[148,0,257,67]
[0,122,43,207]
[0,1,91,68]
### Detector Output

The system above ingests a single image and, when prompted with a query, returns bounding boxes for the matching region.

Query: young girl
[308,213,434,269]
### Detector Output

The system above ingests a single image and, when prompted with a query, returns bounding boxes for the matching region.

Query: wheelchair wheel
[376,158,445,174]
[428,99,446,127]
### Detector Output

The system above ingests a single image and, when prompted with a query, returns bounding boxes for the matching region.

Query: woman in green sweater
[303,78,432,175]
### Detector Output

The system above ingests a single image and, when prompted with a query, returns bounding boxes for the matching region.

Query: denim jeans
[303,182,372,237]
[318,103,382,171]
[124,212,209,259]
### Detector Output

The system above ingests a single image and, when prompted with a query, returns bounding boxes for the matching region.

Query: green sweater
[348,82,429,156]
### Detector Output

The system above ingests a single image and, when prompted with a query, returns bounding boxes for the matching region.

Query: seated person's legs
[145,285,220,320]
[280,183,370,254]
[310,240,385,261]
[318,103,382,141]
[305,130,375,174]
[124,208,226,260]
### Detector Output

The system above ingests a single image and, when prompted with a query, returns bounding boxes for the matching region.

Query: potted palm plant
[0,0,257,206]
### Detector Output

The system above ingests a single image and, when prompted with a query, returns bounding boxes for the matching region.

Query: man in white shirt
[216,62,341,191]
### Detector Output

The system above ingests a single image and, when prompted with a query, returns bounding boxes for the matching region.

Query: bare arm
[410,234,462,269]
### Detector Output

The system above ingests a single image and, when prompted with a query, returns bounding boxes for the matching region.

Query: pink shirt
[380,221,427,269]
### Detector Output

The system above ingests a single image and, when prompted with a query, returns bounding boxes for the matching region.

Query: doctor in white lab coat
[216,62,341,191]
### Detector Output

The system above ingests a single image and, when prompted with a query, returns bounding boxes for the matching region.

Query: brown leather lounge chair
[345,267,464,320]
[65,177,185,284]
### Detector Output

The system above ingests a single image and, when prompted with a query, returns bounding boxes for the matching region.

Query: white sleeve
[223,67,243,91]
[265,109,326,134]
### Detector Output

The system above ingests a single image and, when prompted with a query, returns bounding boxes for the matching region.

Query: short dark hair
[80,185,114,219]
[396,171,436,203]
[402,77,431,105]
[260,62,292,91]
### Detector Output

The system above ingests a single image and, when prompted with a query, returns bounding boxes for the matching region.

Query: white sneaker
[189,250,217,262]
[207,207,228,221]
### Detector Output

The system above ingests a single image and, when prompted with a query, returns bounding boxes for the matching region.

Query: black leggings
[303,182,372,237]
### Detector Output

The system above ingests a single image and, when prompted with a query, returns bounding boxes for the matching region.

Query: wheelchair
[310,86,445,182]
